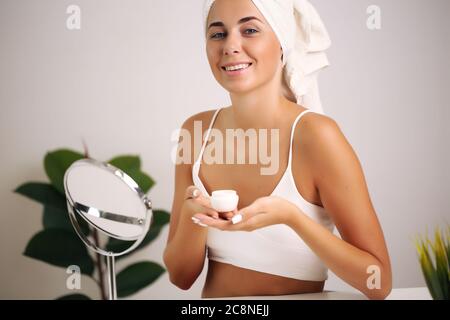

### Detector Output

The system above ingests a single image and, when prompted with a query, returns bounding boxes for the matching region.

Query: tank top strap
[195,108,222,164]
[287,109,314,168]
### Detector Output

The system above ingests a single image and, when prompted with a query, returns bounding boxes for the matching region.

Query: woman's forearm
[286,208,392,299]
[163,207,208,290]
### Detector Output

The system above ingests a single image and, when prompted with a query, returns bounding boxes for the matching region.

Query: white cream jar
[210,190,239,213]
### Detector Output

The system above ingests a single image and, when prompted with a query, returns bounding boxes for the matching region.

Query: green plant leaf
[432,229,449,299]
[416,239,433,296]
[106,210,170,258]
[445,228,450,272]
[108,155,141,172]
[14,183,90,235]
[44,149,84,194]
[56,293,91,300]
[126,168,155,193]
[43,205,90,235]
[116,261,165,298]
[152,209,170,225]
[24,229,94,276]
[14,182,67,212]
[43,206,71,230]
[107,155,155,193]
[130,209,170,250]
[419,243,442,300]
[108,228,159,260]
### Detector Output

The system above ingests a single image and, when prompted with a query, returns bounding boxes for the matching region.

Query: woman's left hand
[192,196,298,231]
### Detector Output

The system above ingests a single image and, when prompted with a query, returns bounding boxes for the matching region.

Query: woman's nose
[223,34,241,56]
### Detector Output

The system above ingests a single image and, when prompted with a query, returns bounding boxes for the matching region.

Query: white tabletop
[205,287,432,300]
[385,287,432,300]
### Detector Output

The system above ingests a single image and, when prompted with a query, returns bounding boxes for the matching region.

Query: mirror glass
[64,159,151,243]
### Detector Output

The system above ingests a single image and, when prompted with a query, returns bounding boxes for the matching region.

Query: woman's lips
[221,63,253,76]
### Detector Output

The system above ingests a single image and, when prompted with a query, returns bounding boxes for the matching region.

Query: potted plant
[415,225,449,300]
[14,148,170,299]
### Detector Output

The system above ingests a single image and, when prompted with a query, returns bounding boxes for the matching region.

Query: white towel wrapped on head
[203,0,331,115]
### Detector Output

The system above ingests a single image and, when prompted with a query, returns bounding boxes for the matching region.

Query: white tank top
[192,108,335,281]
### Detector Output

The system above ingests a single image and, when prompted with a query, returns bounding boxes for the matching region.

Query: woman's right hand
[182,186,236,224]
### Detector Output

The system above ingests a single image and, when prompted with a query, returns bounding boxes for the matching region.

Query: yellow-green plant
[415,226,449,300]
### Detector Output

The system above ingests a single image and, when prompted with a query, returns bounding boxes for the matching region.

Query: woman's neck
[228,92,295,130]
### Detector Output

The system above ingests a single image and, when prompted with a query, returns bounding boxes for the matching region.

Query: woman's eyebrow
[208,16,263,29]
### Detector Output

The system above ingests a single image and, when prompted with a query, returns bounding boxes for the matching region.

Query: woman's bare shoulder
[178,109,221,163]
[298,111,356,177]
[181,108,226,137]
[299,111,339,138]
[295,110,349,163]
[181,109,218,130]
[290,103,337,133]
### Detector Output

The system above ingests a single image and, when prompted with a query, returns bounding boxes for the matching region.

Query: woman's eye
[211,32,226,39]
[209,29,257,39]
[244,28,258,34]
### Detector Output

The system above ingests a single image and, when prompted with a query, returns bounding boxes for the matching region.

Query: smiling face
[205,0,284,96]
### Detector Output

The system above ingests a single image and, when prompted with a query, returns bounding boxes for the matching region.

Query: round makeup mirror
[63,158,153,300]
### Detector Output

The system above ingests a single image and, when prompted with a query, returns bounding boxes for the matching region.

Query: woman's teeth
[223,63,251,71]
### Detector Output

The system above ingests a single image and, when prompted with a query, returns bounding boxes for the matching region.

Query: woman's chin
[225,88,254,96]
[220,83,256,95]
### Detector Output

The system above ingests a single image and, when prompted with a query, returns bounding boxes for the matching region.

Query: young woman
[163,0,392,299]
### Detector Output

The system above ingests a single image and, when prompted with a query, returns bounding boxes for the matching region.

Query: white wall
[1,0,449,299]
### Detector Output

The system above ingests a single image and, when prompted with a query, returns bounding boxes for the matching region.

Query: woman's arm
[288,114,392,299]
[163,113,212,290]
[163,187,209,290]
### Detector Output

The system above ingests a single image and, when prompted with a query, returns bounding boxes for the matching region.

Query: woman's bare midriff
[202,260,325,298]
